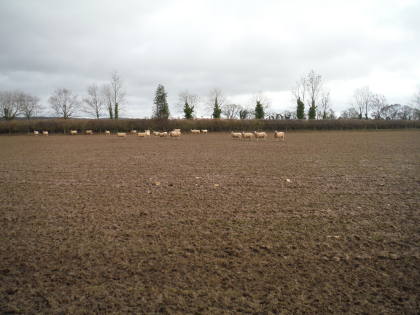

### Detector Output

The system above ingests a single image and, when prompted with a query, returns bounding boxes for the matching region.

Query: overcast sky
[0,0,419,117]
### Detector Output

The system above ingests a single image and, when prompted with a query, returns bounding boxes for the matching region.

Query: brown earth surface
[0,130,419,314]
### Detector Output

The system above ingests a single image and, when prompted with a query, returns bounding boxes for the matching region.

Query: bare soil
[0,130,419,314]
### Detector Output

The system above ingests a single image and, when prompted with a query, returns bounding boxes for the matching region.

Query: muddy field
[0,130,419,314]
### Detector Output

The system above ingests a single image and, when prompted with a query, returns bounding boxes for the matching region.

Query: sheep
[85,130,93,135]
[169,130,181,138]
[159,131,168,137]
[274,131,285,141]
[137,132,147,137]
[130,130,137,135]
[254,131,267,140]
[173,129,181,132]
[153,131,160,136]
[191,129,200,134]
[33,131,39,135]
[70,130,78,135]
[242,132,254,140]
[231,132,242,139]
[105,130,111,135]
[145,130,151,135]
[42,131,49,136]
[201,129,208,134]
[117,132,127,137]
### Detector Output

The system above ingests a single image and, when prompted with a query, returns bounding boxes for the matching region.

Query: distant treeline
[0,118,419,134]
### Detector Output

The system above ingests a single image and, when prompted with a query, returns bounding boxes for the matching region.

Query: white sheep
[254,131,267,139]
[137,132,147,137]
[70,130,78,135]
[191,129,200,134]
[169,130,181,138]
[117,132,127,137]
[173,129,181,132]
[85,130,93,135]
[153,131,160,136]
[105,130,111,135]
[159,131,168,137]
[33,131,39,135]
[231,132,242,139]
[274,131,285,141]
[242,132,254,140]
[145,130,151,135]
[130,130,137,134]
[42,131,49,136]
[201,129,208,134]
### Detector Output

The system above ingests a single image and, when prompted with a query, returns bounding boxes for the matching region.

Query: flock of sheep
[32,129,285,140]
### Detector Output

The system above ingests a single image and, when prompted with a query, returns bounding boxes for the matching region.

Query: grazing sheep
[117,132,127,137]
[170,130,181,138]
[85,130,93,135]
[231,132,242,139]
[159,131,168,137]
[42,131,49,136]
[191,129,200,134]
[201,129,208,134]
[153,131,160,136]
[145,130,151,135]
[105,130,111,135]
[70,130,78,135]
[274,131,285,141]
[242,132,254,140]
[254,131,267,139]
[137,132,147,137]
[130,130,137,134]
[33,131,39,135]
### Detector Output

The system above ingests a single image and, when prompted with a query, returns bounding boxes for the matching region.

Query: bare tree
[306,70,323,110]
[21,93,42,119]
[222,103,242,119]
[353,86,373,119]
[370,93,387,119]
[109,71,125,119]
[340,107,360,119]
[318,91,331,119]
[101,84,113,119]
[0,91,22,120]
[292,76,307,105]
[82,84,104,119]
[49,88,79,119]
[239,105,253,119]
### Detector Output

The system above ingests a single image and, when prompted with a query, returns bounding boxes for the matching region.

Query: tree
[178,91,199,119]
[308,100,316,119]
[318,91,331,119]
[153,84,170,119]
[82,84,104,119]
[353,86,373,119]
[370,93,387,119]
[207,88,226,119]
[340,107,360,119]
[222,104,241,119]
[292,70,324,120]
[101,84,113,119]
[109,71,125,119]
[49,88,79,119]
[296,97,305,119]
[239,106,251,119]
[0,91,22,120]
[21,93,42,119]
[254,101,264,119]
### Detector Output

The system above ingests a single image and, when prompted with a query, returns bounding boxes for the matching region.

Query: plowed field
[1,130,419,313]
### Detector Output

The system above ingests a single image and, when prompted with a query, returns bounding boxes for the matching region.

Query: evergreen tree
[114,102,119,119]
[212,97,222,119]
[296,97,305,119]
[254,101,265,119]
[153,84,170,119]
[183,101,194,119]
[308,100,316,119]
